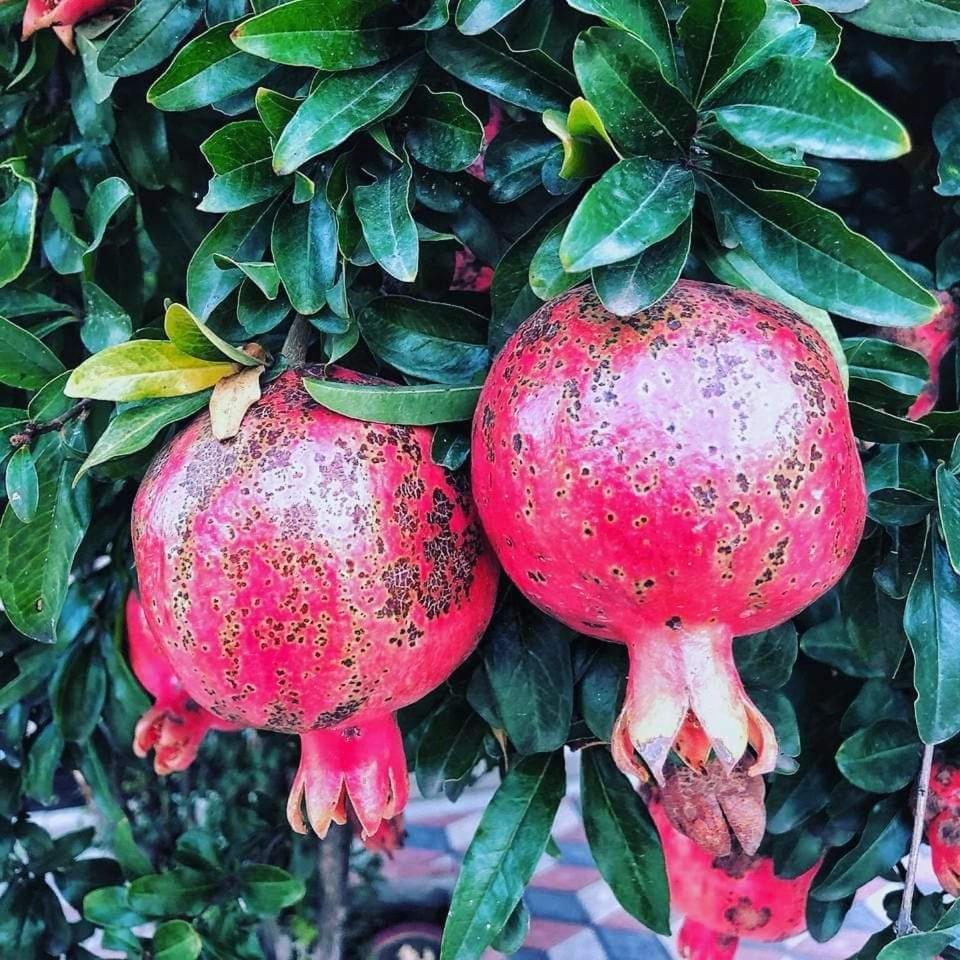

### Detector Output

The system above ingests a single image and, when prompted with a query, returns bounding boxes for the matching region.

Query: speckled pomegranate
[132,368,499,837]
[926,759,960,895]
[472,282,865,783]
[127,591,242,775]
[650,798,818,957]
[875,291,958,420]
[21,0,114,43]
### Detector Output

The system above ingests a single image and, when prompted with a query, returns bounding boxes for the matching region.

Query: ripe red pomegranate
[127,591,242,774]
[132,368,498,837]
[20,0,114,43]
[472,282,865,784]
[649,797,818,957]
[926,759,960,895]
[875,291,958,420]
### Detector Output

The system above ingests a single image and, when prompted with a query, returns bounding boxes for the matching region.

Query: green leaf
[81,282,133,354]
[491,900,529,955]
[0,316,66,390]
[41,189,87,276]
[5,446,38,523]
[187,201,276,319]
[85,178,134,254]
[904,525,960,744]
[541,109,610,180]
[404,0,450,30]
[116,107,171,190]
[440,752,565,960]
[199,120,284,213]
[592,215,690,316]
[529,221,588,300]
[304,378,481,424]
[147,20,272,111]
[129,870,220,917]
[938,464,960,575]
[83,886,147,928]
[237,865,306,915]
[580,749,669,933]
[426,27,574,112]
[0,166,37,286]
[697,126,820,194]
[844,337,927,411]
[734,622,798,689]
[703,177,939,326]
[560,158,693,272]
[66,341,235,402]
[23,723,63,804]
[710,56,911,160]
[51,642,106,741]
[565,0,677,83]
[213,257,280,299]
[415,697,488,797]
[273,56,421,174]
[572,27,697,157]
[74,391,210,483]
[578,643,627,740]
[255,87,299,139]
[484,124,556,202]
[164,302,261,366]
[678,0,765,104]
[238,281,291,334]
[0,433,90,642]
[405,87,484,172]
[99,0,204,77]
[358,296,488,383]
[835,719,922,793]
[481,604,574,755]
[231,0,398,68]
[354,161,419,282]
[76,24,119,103]
[811,796,910,901]
[844,0,960,41]
[153,920,202,960]
[456,0,526,34]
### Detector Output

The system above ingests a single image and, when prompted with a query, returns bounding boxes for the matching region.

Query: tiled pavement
[385,775,941,960]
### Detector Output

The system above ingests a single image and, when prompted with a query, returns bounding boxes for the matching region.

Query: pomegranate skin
[21,0,114,41]
[472,282,865,781]
[127,591,241,775]
[926,759,960,895]
[650,799,817,954]
[132,368,498,836]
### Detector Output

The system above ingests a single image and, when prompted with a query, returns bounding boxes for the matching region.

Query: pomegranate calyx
[133,696,220,775]
[288,715,410,840]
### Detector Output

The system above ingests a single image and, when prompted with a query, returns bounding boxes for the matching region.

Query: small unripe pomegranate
[127,591,242,774]
[472,282,865,783]
[132,369,498,837]
[650,797,818,957]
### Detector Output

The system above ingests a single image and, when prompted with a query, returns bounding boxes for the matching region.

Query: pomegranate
[650,797,818,957]
[925,759,960,895]
[127,591,242,774]
[20,0,115,42]
[875,290,958,419]
[131,368,498,837]
[451,247,493,293]
[471,282,865,785]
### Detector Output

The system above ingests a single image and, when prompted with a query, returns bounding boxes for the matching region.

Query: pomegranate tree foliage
[3,0,960,957]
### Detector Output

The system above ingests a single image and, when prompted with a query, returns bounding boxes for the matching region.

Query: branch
[9,399,92,449]
[895,742,935,937]
[311,822,352,960]
[281,315,311,369]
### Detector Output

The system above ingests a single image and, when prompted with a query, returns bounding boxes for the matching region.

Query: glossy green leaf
[560,158,693,272]
[456,0,526,33]
[80,282,132,354]
[153,920,202,960]
[711,56,911,160]
[358,296,488,383]
[83,886,147,928]
[304,378,481,424]
[415,697,488,797]
[129,870,220,916]
[354,161,419,282]
[199,120,284,212]
[542,109,610,180]
[405,87,483,172]
[0,166,37,286]
[0,316,66,390]
[440,752,565,960]
[268,195,337,315]
[592,216,690,316]
[572,27,696,158]
[273,56,421,174]
[66,340,235,401]
[5,447,38,523]
[529,221,587,300]
[426,27,574,112]
[147,20,272,111]
[904,525,960,744]
[164,303,261,365]
[734,622,798,690]
[844,0,960,40]
[86,178,134,254]
[41,189,87,276]
[937,464,960,574]
[491,900,529,955]
[99,0,204,76]
[213,257,281,299]
[703,177,938,326]
[231,0,397,67]
[237,865,306,915]
[77,393,209,482]
[255,88,299,140]
[51,642,106,741]
[22,723,63,804]
[566,0,677,83]
[578,643,627,741]
[484,123,556,202]
[835,719,922,792]
[581,749,670,933]
[697,126,819,194]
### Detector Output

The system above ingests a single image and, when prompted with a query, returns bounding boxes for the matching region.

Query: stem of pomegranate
[311,821,352,960]
[895,742,934,937]
[282,314,311,368]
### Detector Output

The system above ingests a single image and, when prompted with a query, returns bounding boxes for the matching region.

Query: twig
[281,315,311,369]
[311,822,352,960]
[9,399,92,449]
[895,742,935,937]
